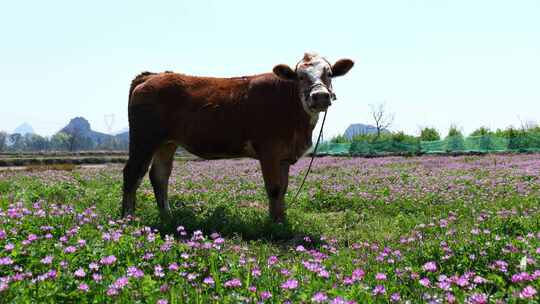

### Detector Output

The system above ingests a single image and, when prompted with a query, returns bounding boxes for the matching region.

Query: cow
[122,53,354,223]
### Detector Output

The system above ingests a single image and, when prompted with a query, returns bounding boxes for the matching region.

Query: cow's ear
[331,59,354,77]
[273,64,297,81]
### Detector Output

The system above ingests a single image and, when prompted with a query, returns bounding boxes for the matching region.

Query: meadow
[1,154,540,303]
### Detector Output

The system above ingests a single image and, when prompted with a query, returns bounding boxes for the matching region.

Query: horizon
[1,1,539,138]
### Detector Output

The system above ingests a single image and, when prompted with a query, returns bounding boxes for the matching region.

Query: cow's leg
[122,146,155,218]
[149,142,177,223]
[260,156,290,222]
[121,104,163,218]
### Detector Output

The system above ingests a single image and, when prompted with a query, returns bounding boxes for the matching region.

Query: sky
[1,0,539,139]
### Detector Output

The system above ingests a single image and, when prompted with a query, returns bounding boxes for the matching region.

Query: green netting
[315,134,540,156]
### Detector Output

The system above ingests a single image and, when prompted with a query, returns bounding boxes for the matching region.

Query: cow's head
[273,53,354,114]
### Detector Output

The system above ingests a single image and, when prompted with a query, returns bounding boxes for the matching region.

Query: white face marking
[295,53,334,120]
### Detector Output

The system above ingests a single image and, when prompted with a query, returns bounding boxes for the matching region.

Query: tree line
[0,132,128,152]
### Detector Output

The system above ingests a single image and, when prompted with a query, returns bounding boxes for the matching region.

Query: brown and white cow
[122,53,354,223]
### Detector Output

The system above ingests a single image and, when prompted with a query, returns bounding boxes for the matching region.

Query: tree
[50,132,71,151]
[0,131,7,151]
[369,103,394,139]
[445,124,465,151]
[8,133,25,151]
[470,126,492,136]
[419,127,441,141]
[25,134,49,151]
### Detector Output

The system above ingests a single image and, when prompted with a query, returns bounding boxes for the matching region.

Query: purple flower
[0,257,14,265]
[352,268,365,281]
[74,268,86,278]
[40,255,53,265]
[312,292,328,303]
[375,273,387,281]
[127,266,144,278]
[280,279,298,290]
[106,288,119,296]
[92,273,103,282]
[168,263,179,271]
[157,299,168,304]
[267,256,278,266]
[419,277,430,287]
[372,285,386,295]
[203,276,215,285]
[390,292,401,302]
[100,255,117,265]
[154,265,165,278]
[89,262,99,271]
[224,278,241,288]
[78,283,89,292]
[520,285,537,299]
[330,297,347,304]
[64,246,77,253]
[511,272,531,283]
[112,276,129,289]
[423,261,437,272]
[260,291,272,300]
[468,293,487,304]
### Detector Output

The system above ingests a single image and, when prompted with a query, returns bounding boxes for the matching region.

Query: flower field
[1,154,540,303]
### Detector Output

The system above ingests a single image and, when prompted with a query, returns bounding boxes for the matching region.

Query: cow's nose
[312,91,331,105]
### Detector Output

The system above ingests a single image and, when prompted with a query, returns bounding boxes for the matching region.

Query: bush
[419,127,441,141]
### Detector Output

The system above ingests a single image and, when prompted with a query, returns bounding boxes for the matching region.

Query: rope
[292,110,328,205]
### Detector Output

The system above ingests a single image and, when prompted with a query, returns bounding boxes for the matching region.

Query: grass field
[1,155,540,303]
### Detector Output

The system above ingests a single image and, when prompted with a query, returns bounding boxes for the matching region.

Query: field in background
[0,151,196,167]
[1,155,540,302]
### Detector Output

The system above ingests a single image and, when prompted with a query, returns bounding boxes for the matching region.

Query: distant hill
[344,123,389,139]
[58,117,128,149]
[13,123,34,135]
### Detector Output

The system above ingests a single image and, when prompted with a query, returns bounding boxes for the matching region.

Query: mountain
[58,117,129,149]
[13,123,34,135]
[343,123,389,139]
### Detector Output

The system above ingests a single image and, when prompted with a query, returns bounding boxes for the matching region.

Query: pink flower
[92,273,103,282]
[74,268,86,278]
[419,277,430,287]
[352,268,365,281]
[64,246,77,253]
[280,279,298,290]
[78,283,89,292]
[267,256,278,266]
[390,292,401,302]
[224,278,241,288]
[100,255,117,265]
[372,285,386,295]
[375,273,387,281]
[127,266,144,278]
[312,292,328,303]
[260,291,272,300]
[423,261,437,272]
[157,299,168,304]
[41,256,53,265]
[468,293,487,304]
[520,285,537,299]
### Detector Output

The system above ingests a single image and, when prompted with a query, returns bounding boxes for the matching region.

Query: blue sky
[1,0,539,138]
